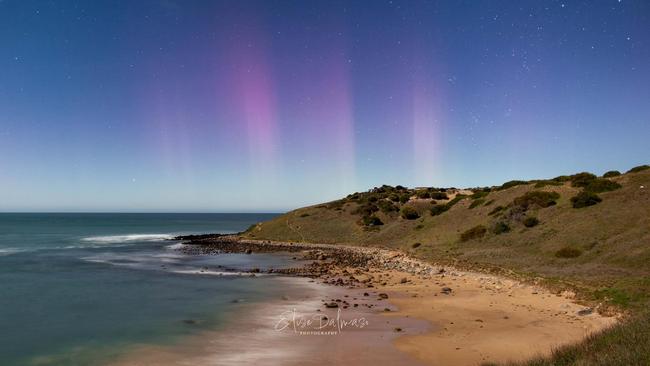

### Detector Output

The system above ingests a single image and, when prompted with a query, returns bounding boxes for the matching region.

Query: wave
[165,243,185,250]
[171,269,260,277]
[0,248,22,256]
[81,234,175,244]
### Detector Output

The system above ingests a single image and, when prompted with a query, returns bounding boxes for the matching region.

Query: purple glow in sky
[0,0,649,212]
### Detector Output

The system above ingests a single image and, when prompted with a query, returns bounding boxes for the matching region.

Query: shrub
[492,222,510,234]
[460,225,487,242]
[354,203,379,216]
[429,200,437,205]
[389,194,400,202]
[570,172,597,188]
[555,247,582,258]
[571,191,602,208]
[627,164,650,174]
[299,213,310,218]
[469,199,485,209]
[430,192,449,200]
[430,204,448,216]
[399,194,410,204]
[411,242,421,248]
[498,180,528,190]
[470,190,489,200]
[534,180,563,188]
[552,175,571,182]
[415,224,424,230]
[488,205,505,216]
[361,215,383,226]
[377,200,398,213]
[513,191,560,210]
[400,206,420,220]
[484,199,495,206]
[584,178,622,193]
[603,170,621,178]
[416,191,431,199]
[523,216,540,227]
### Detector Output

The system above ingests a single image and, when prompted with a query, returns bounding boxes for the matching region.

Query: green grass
[460,225,487,242]
[245,167,650,366]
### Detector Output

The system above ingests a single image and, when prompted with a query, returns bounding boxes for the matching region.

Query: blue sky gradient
[1,0,648,212]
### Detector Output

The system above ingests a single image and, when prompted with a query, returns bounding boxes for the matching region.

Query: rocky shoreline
[174,234,525,305]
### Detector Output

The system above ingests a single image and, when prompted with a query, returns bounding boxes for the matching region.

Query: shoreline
[113,235,618,366]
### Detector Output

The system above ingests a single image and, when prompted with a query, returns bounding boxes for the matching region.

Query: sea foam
[81,234,175,244]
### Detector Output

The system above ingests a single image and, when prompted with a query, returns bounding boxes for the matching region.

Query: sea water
[0,213,299,365]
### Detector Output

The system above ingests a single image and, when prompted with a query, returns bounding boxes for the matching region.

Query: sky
[0,0,648,212]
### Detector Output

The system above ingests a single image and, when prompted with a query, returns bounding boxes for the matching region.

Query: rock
[394,327,402,332]
[363,292,369,296]
[245,249,252,254]
[325,302,339,308]
[384,308,391,312]
[183,319,197,325]
[441,287,453,294]
[378,293,389,299]
[577,308,593,316]
[400,277,408,284]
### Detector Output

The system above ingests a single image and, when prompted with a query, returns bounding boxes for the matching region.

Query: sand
[109,242,617,366]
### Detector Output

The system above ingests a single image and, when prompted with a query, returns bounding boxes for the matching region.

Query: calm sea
[0,213,301,366]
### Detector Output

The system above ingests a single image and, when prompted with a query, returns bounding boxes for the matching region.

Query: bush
[498,180,529,190]
[430,192,449,200]
[523,216,540,227]
[430,204,448,216]
[484,199,495,206]
[534,180,563,188]
[416,191,431,199]
[584,178,622,193]
[603,170,621,178]
[488,205,505,216]
[627,164,650,174]
[470,190,489,200]
[571,191,602,208]
[299,213,310,218]
[361,215,383,226]
[570,172,597,188]
[469,199,485,209]
[555,247,582,258]
[377,200,398,213]
[400,206,420,220]
[411,242,421,248]
[492,222,510,234]
[552,175,572,182]
[513,191,560,210]
[399,194,410,204]
[354,203,379,216]
[460,225,487,242]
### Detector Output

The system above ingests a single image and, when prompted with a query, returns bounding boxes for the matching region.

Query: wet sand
[110,238,617,366]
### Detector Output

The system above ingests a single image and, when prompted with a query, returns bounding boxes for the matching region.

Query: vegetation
[244,166,650,366]
[492,221,511,235]
[523,217,540,228]
[571,191,602,208]
[555,247,583,258]
[360,215,383,226]
[513,191,560,210]
[603,170,621,178]
[488,205,505,216]
[430,192,449,200]
[498,180,529,190]
[570,172,598,188]
[584,178,622,193]
[400,206,420,220]
[460,225,487,242]
[469,199,486,209]
[627,165,650,174]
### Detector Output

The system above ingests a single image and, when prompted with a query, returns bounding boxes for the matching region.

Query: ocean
[0,213,305,366]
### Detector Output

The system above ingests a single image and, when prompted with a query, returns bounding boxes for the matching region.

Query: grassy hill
[243,165,650,365]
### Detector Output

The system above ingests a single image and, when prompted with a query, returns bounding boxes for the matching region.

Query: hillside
[243,165,650,365]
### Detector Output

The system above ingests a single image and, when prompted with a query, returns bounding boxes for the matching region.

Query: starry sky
[1,0,648,212]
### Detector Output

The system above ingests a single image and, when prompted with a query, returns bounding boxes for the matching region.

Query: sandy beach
[110,237,617,366]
